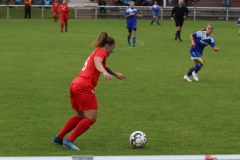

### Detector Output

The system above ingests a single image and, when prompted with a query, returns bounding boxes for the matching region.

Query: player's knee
[86,114,97,123]
[89,117,97,123]
[197,57,205,65]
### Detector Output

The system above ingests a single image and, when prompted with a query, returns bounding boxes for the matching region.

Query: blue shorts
[190,51,202,60]
[127,21,137,30]
[153,13,158,17]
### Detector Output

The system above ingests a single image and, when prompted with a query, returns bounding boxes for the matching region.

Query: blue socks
[127,35,130,42]
[194,63,203,73]
[187,67,195,76]
[186,63,203,76]
[151,20,155,24]
[151,20,160,25]
[133,36,136,45]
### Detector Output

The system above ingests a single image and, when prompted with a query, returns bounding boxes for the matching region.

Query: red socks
[58,115,81,139]
[53,15,58,21]
[65,22,68,30]
[68,118,94,141]
[60,22,64,31]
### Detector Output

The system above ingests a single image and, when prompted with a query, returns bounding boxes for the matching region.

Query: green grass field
[0,19,239,156]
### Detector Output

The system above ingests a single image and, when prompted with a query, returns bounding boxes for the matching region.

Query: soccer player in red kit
[52,0,60,22]
[59,0,69,32]
[24,0,31,19]
[52,31,126,151]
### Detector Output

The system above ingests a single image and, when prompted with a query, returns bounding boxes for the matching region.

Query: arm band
[105,67,115,75]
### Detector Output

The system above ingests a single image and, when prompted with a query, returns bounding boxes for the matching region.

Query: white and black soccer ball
[129,131,147,148]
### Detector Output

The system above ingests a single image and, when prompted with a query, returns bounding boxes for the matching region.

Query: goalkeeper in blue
[183,24,219,82]
[125,1,142,47]
[150,1,162,25]
[237,18,240,37]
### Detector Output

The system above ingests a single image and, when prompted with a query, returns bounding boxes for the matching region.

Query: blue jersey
[237,18,240,24]
[125,7,137,23]
[190,31,216,54]
[151,5,161,17]
[125,7,138,30]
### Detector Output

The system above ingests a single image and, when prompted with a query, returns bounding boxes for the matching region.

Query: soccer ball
[129,131,147,148]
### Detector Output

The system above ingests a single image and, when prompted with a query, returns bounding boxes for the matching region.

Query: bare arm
[190,34,195,48]
[94,56,112,81]
[125,13,142,18]
[106,66,126,80]
[125,14,132,18]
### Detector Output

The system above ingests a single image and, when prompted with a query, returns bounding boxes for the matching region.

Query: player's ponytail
[94,31,115,48]
[202,24,214,31]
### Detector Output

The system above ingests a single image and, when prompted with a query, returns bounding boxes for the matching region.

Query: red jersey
[73,48,107,89]
[52,2,60,12]
[59,4,70,16]
[24,0,31,8]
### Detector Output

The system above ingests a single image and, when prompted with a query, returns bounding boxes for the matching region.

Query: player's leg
[53,12,58,22]
[24,8,27,19]
[184,53,204,82]
[26,8,30,19]
[177,20,184,41]
[52,83,83,145]
[177,25,182,41]
[174,19,179,40]
[184,52,197,82]
[151,15,155,25]
[131,22,138,47]
[65,106,97,150]
[53,13,56,22]
[67,109,96,142]
[57,83,85,140]
[127,28,132,46]
[63,84,97,151]
[155,15,160,25]
[192,56,205,81]
[64,19,68,32]
[195,56,205,73]
[132,29,137,47]
[29,8,31,19]
[56,13,59,22]
[174,18,183,41]
[58,111,84,137]
[60,16,64,32]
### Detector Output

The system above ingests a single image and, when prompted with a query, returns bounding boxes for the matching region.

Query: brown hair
[93,31,115,48]
[202,24,214,31]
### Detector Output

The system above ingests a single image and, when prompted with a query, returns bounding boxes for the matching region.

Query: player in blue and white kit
[237,18,240,38]
[183,24,219,82]
[150,1,162,25]
[125,1,143,47]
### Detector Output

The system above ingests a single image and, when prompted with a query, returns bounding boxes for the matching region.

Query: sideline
[1,155,240,160]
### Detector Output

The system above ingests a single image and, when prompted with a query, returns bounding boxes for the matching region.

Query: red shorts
[70,82,98,111]
[60,15,68,21]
